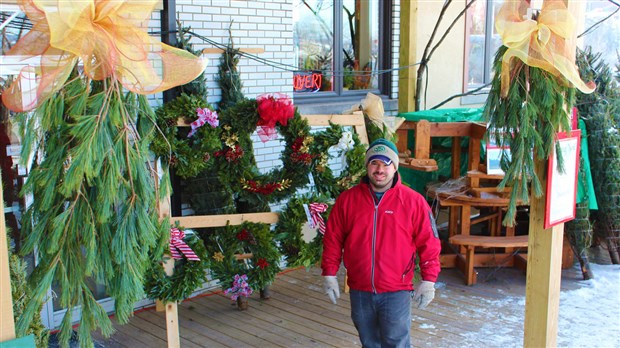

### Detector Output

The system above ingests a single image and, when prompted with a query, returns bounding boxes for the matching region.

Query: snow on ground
[457,263,620,348]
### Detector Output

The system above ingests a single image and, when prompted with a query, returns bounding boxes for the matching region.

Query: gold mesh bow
[495,0,595,97]
[2,0,207,112]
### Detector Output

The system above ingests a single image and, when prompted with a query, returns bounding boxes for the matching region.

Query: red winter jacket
[321,173,441,293]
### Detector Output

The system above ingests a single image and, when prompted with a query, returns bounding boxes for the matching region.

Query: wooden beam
[171,212,279,229]
[202,47,265,54]
[524,157,564,347]
[302,112,368,145]
[176,112,369,145]
[0,172,16,342]
[154,160,180,348]
[414,120,431,159]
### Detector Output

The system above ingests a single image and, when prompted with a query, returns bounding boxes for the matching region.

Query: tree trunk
[570,243,593,280]
[606,237,620,264]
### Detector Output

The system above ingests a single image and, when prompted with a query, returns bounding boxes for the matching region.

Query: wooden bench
[449,234,529,285]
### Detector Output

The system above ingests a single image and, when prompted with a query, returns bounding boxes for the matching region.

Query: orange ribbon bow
[2,0,207,112]
[495,0,595,97]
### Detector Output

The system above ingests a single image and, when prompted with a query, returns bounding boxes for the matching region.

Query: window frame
[462,0,503,105]
[293,0,393,103]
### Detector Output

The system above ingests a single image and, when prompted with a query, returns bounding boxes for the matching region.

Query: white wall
[175,0,295,109]
[415,0,471,110]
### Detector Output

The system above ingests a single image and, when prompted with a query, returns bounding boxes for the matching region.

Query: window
[463,0,504,95]
[292,0,391,99]
[581,1,620,68]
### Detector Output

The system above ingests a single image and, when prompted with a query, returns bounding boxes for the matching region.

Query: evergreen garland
[576,46,620,264]
[484,45,575,225]
[144,229,210,303]
[216,44,245,111]
[274,195,332,268]
[174,23,208,100]
[16,76,168,347]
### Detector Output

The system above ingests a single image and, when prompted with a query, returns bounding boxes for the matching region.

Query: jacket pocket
[401,253,416,283]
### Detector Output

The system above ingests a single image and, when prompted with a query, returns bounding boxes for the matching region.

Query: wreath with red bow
[213,96,315,212]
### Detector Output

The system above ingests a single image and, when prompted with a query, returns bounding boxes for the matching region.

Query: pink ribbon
[188,108,219,137]
[169,228,200,261]
[309,203,328,235]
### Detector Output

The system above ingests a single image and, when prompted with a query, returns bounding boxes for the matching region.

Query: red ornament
[256,258,269,269]
[236,229,250,241]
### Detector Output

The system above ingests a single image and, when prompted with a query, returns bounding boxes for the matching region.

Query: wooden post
[524,157,564,347]
[154,160,180,348]
[162,256,180,348]
[398,0,418,113]
[0,172,16,342]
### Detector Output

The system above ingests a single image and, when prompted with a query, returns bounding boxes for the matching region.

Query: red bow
[169,228,200,261]
[309,203,328,235]
[256,93,295,142]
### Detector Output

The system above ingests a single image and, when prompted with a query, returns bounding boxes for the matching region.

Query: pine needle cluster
[216,44,245,111]
[484,45,575,225]
[16,75,168,347]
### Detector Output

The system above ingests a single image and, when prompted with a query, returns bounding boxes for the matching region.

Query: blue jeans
[350,290,412,348]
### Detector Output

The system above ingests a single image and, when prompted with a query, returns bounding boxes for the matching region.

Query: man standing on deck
[321,138,441,347]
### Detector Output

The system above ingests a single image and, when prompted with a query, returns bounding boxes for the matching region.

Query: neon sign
[293,71,322,92]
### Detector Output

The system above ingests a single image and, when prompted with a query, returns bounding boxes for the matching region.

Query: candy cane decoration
[309,202,328,235]
[169,228,200,261]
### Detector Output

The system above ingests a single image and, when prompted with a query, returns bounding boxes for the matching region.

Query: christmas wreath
[150,93,222,179]
[310,125,367,198]
[213,95,315,212]
[202,222,281,291]
[144,227,210,303]
[274,195,333,268]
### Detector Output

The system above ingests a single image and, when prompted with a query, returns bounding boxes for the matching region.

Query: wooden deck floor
[91,264,586,348]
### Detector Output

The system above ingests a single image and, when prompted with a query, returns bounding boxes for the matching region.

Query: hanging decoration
[2,0,206,112]
[1,1,207,346]
[188,107,219,137]
[484,0,595,225]
[169,227,201,261]
[213,98,314,212]
[256,93,295,142]
[495,0,596,98]
[309,202,328,235]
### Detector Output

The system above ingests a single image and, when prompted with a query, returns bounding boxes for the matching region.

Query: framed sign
[486,130,511,175]
[544,130,581,229]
